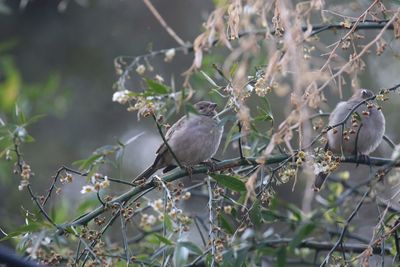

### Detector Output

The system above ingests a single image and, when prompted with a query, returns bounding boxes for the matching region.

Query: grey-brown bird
[133,101,224,182]
[313,89,385,190]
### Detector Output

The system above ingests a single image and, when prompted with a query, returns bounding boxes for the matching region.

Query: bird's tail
[132,164,158,183]
[313,172,329,191]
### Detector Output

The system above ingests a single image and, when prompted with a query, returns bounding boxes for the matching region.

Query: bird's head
[194,101,218,117]
[351,89,375,100]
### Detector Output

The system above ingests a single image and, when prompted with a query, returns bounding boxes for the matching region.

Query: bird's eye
[361,89,368,98]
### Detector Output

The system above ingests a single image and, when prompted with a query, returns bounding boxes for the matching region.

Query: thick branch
[64,155,398,228]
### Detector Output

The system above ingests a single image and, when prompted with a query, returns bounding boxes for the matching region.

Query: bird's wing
[156,115,187,155]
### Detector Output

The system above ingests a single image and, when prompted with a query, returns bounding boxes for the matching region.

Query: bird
[313,89,385,191]
[132,101,224,182]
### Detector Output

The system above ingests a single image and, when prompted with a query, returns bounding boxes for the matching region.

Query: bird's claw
[201,160,218,172]
[355,153,370,167]
[183,165,194,179]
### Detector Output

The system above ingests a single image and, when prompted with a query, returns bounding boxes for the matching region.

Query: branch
[115,20,395,90]
[320,189,371,266]
[187,238,392,267]
[64,155,400,228]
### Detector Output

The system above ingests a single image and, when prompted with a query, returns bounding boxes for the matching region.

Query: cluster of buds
[260,188,275,206]
[376,89,390,101]
[295,151,306,166]
[278,167,296,184]
[170,182,191,201]
[214,238,226,263]
[60,172,73,184]
[121,207,135,222]
[39,251,63,266]
[80,174,110,194]
[139,214,157,228]
[94,217,106,226]
[81,228,101,242]
[314,150,341,175]
[254,77,273,97]
[18,163,32,191]
[213,187,225,198]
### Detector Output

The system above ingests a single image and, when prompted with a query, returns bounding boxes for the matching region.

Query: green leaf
[229,62,238,78]
[25,114,46,126]
[285,203,303,222]
[52,200,70,224]
[276,247,287,267]
[153,233,174,245]
[145,79,171,95]
[249,200,262,227]
[255,98,274,123]
[218,214,234,235]
[289,222,316,250]
[0,223,41,241]
[73,154,103,170]
[173,241,189,267]
[0,57,21,113]
[163,213,174,231]
[261,210,285,222]
[210,173,246,192]
[177,241,203,255]
[200,70,218,87]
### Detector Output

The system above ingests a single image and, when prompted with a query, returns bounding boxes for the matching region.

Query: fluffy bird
[314,89,385,190]
[133,101,224,182]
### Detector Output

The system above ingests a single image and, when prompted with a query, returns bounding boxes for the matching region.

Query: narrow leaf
[210,173,246,192]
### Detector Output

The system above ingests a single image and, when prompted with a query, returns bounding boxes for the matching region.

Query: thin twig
[320,188,371,266]
[207,176,216,267]
[152,113,183,169]
[142,0,186,46]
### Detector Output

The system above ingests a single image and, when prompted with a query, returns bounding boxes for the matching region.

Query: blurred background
[0,0,215,234]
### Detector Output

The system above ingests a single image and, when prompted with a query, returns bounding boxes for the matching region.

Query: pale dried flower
[100,176,110,189]
[164,49,176,62]
[136,64,146,75]
[154,75,164,83]
[112,90,131,104]
[80,185,96,194]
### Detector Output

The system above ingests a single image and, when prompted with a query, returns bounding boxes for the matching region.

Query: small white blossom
[147,215,157,225]
[313,163,329,175]
[154,75,164,83]
[100,176,110,189]
[150,199,164,212]
[80,185,95,194]
[136,64,146,75]
[112,90,131,104]
[164,48,176,62]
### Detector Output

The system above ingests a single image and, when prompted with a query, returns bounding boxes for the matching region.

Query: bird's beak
[209,103,217,110]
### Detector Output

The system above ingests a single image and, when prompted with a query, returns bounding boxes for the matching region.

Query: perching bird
[313,89,385,191]
[133,101,224,182]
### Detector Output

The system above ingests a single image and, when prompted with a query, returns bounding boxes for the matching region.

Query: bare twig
[142,0,186,46]
[320,188,371,266]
